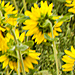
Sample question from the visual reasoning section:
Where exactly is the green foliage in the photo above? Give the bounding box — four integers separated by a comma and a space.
0, 0, 74, 75
44, 33, 59, 41
57, 13, 74, 22
35, 43, 57, 75
25, 40, 34, 48
17, 44, 29, 51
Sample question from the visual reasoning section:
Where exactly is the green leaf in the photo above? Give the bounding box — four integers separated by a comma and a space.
8, 46, 15, 51
17, 16, 29, 23
25, 40, 34, 47
57, 13, 74, 22
7, 39, 15, 47
6, 51, 17, 58
17, 44, 29, 51
44, 33, 59, 41
7, 14, 17, 18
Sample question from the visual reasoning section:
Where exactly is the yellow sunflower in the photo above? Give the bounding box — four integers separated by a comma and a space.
6, 29, 25, 42
0, 26, 6, 32
0, 29, 40, 72
65, 0, 75, 13
0, 54, 17, 70
0, 49, 40, 73
0, 0, 18, 26
22, 49, 41, 72
23, 1, 63, 44
62, 46, 75, 71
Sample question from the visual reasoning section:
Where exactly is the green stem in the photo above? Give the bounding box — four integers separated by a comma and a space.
48, 20, 59, 75
11, 29, 20, 75
53, 41, 59, 75
1, 73, 3, 75
20, 51, 26, 75
9, 70, 13, 75
16, 50, 20, 75
71, 71, 74, 75
12, 0, 18, 10
22, 0, 26, 12
11, 29, 17, 44
6, 67, 10, 75
20, 7, 24, 13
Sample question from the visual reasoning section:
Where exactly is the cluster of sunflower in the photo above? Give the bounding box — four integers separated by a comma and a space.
0, 0, 40, 74
23, 0, 75, 73
0, 0, 75, 74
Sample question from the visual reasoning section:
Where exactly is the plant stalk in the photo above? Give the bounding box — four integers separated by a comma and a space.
71, 71, 74, 75
20, 51, 26, 75
49, 20, 59, 75
53, 41, 59, 75
12, 0, 18, 10
22, 0, 26, 11
11, 29, 20, 75
16, 50, 20, 75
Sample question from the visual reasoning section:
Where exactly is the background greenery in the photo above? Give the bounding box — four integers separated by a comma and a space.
0, 0, 75, 75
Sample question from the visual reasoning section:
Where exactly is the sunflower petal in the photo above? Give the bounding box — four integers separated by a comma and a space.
9, 61, 14, 69
64, 50, 75, 58
19, 32, 25, 42
15, 29, 19, 39
3, 59, 9, 69
62, 64, 74, 69
71, 46, 75, 55
0, 55, 7, 62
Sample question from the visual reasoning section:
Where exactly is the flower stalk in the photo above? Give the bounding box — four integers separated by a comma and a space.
12, 0, 18, 10
48, 20, 59, 75
22, 0, 26, 11
11, 29, 26, 75
11, 29, 20, 75
20, 51, 26, 75
53, 41, 59, 75
71, 71, 74, 75
16, 50, 20, 75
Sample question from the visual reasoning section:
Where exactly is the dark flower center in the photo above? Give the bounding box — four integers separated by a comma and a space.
8, 56, 17, 62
